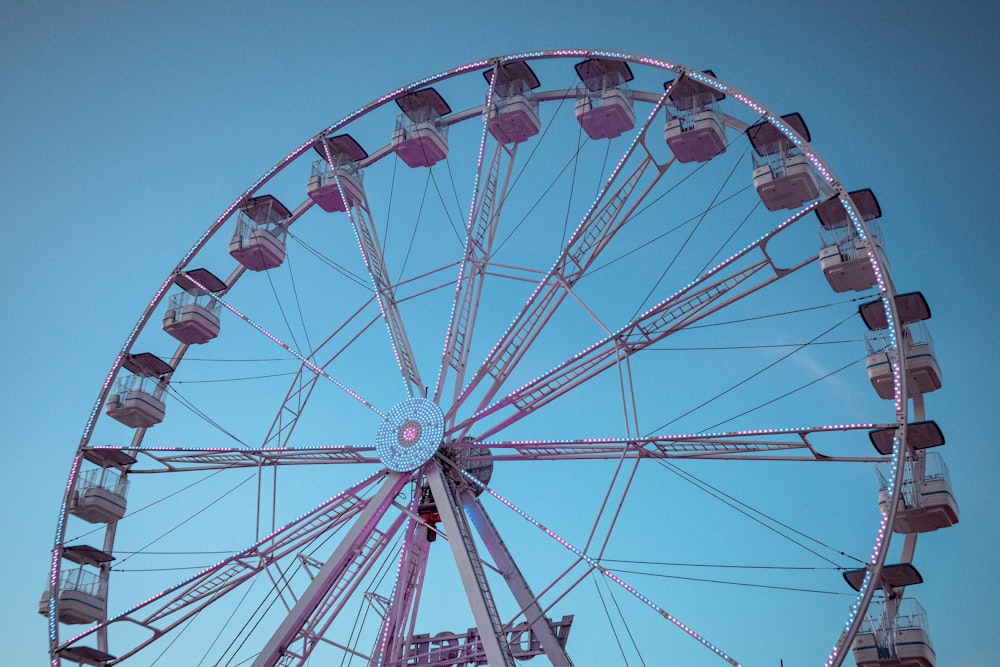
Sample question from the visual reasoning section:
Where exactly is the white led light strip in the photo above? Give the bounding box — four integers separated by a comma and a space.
459, 469, 742, 666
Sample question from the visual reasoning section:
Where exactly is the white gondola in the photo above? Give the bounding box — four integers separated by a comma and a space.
663, 71, 727, 163
162, 294, 221, 345
819, 233, 888, 293
229, 194, 290, 271
575, 85, 635, 140
232, 227, 285, 271
866, 321, 942, 399
488, 90, 541, 145
747, 113, 824, 211
51, 566, 108, 624
574, 58, 636, 140
485, 60, 541, 145
664, 108, 726, 163
69, 467, 129, 524
40, 546, 114, 624
105, 352, 172, 428
753, 152, 822, 211
392, 88, 450, 168
853, 598, 936, 667
105, 372, 166, 428
816, 189, 888, 292
308, 160, 365, 212
105, 373, 165, 428
307, 134, 368, 212
163, 269, 226, 345
392, 117, 448, 167
879, 452, 959, 534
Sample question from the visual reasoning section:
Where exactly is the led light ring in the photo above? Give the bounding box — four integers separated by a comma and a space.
375, 398, 444, 472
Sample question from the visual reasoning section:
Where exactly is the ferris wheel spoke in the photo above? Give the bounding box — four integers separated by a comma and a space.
474, 424, 892, 462
260, 297, 381, 449
433, 60, 513, 409
345, 191, 425, 398
372, 500, 435, 665
179, 270, 385, 417
459, 469, 742, 666
425, 462, 518, 667
56, 471, 395, 663
447, 88, 674, 426
85, 445, 380, 472
462, 493, 575, 667
434, 140, 520, 409
258, 512, 410, 666
252, 471, 410, 667
449, 224, 817, 441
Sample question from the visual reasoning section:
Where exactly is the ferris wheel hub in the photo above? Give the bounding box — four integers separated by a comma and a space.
375, 397, 444, 471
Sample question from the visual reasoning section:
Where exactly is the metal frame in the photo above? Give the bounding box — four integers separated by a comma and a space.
46, 50, 940, 667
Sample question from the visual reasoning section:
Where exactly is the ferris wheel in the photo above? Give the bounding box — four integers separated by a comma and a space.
44, 50, 957, 667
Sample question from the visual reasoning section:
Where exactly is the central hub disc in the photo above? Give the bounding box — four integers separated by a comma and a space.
375, 397, 444, 471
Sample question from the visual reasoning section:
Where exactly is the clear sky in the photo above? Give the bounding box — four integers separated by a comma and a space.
3, 2, 999, 666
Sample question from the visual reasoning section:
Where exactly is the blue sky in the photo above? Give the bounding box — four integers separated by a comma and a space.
3, 2, 999, 665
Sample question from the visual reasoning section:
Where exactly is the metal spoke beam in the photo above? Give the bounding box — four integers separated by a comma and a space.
347, 191, 425, 397
371, 501, 435, 666
426, 462, 517, 667
280, 510, 409, 665
449, 207, 820, 442
179, 270, 384, 417
446, 85, 675, 428
81, 418, 890, 477
87, 445, 379, 473
253, 471, 410, 667
463, 492, 574, 667
435, 140, 518, 410
463, 472, 741, 666
56, 471, 392, 662
469, 423, 891, 462
260, 298, 380, 449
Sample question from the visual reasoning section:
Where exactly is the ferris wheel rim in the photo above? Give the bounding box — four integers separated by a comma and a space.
47, 49, 918, 667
